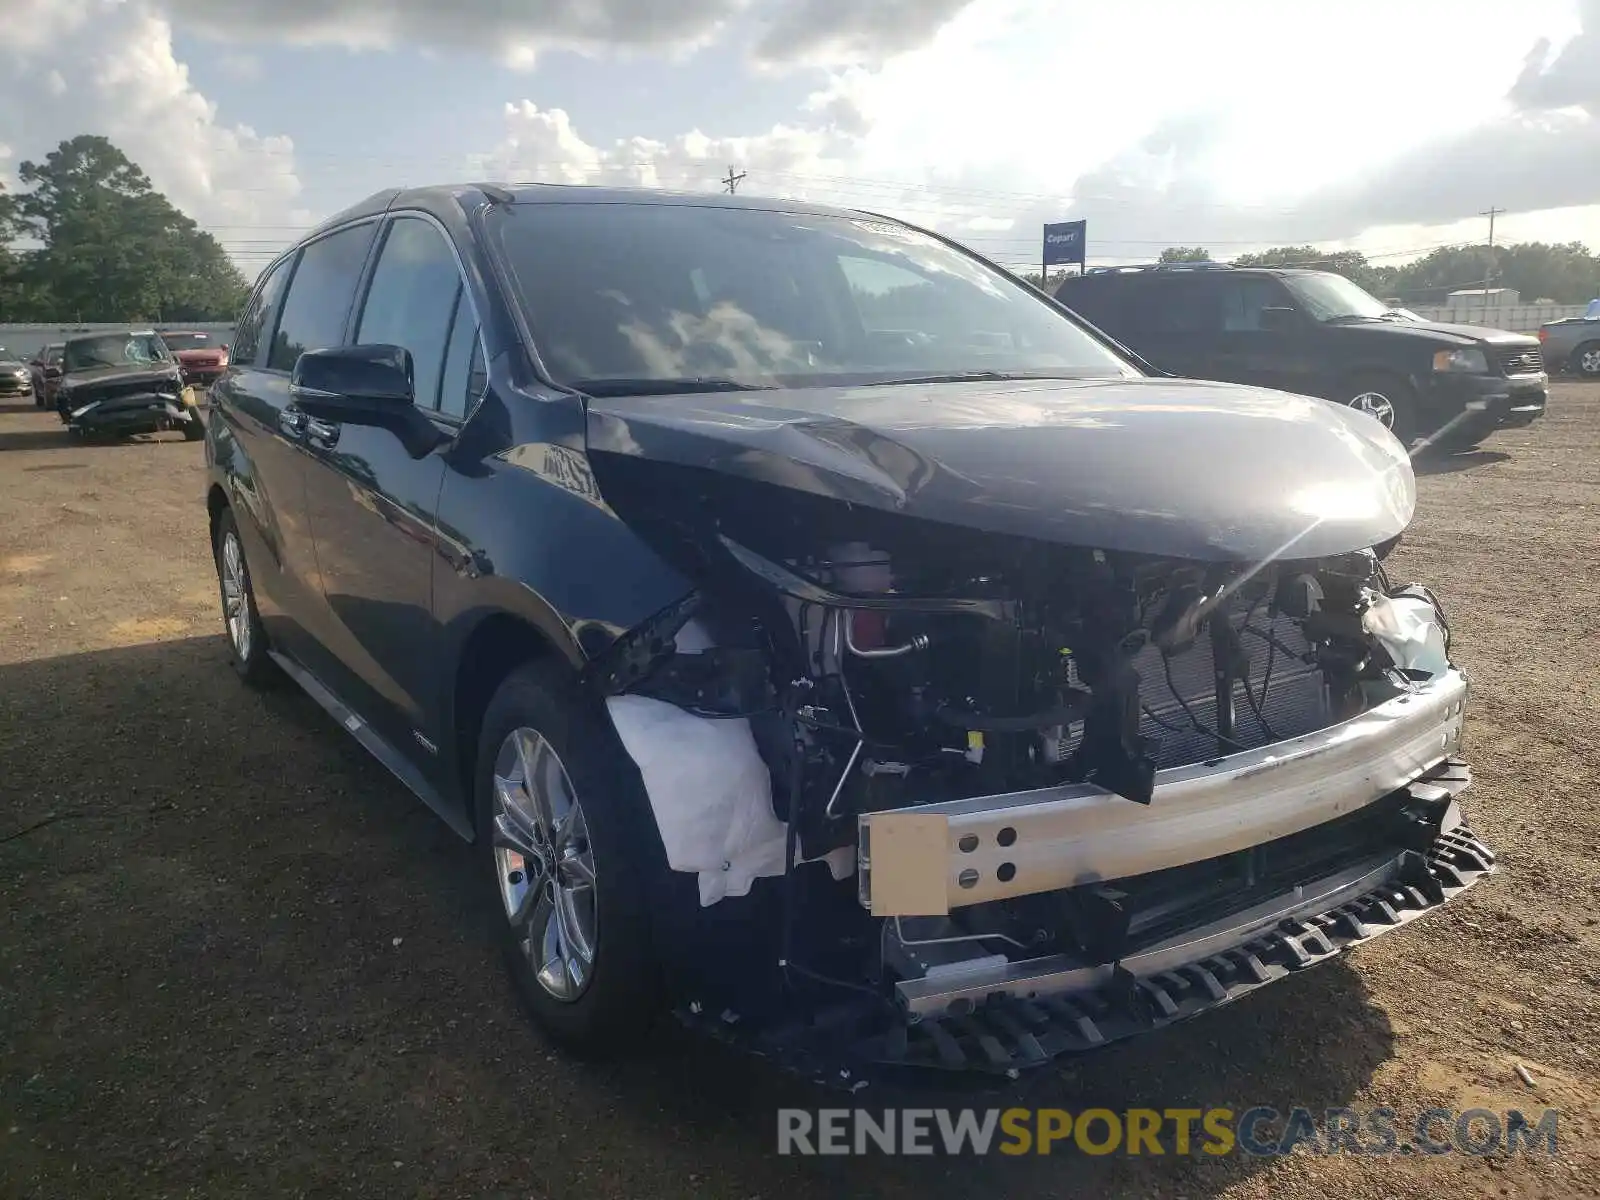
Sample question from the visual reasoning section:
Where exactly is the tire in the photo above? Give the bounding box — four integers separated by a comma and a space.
1574, 341, 1600, 378
1342, 371, 1417, 445
474, 661, 666, 1057
212, 507, 276, 687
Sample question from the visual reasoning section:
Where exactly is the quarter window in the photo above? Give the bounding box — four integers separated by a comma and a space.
438, 291, 484, 418
356, 216, 469, 411
267, 222, 376, 372
233, 255, 293, 366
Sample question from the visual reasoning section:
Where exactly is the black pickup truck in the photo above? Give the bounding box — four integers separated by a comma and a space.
1056, 263, 1547, 450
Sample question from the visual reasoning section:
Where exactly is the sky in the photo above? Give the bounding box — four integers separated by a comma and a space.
1, 0, 1598, 281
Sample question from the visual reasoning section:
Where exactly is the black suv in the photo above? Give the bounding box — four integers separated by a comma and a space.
1055, 263, 1547, 448
202, 185, 1493, 1080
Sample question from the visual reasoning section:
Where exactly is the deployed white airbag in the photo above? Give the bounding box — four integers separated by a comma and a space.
1364, 592, 1450, 679
606, 694, 791, 906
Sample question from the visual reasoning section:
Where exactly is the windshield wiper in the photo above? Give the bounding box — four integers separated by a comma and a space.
568, 376, 777, 397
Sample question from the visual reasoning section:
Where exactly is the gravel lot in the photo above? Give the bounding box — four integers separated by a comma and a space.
2, 385, 1598, 1199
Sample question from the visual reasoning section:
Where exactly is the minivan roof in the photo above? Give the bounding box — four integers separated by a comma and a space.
304, 182, 883, 245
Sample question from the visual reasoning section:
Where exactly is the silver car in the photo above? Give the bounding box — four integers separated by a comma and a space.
0, 347, 33, 399
1540, 300, 1600, 377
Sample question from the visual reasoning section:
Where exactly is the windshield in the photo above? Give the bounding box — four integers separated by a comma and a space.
63, 333, 171, 373
160, 332, 210, 350
489, 202, 1138, 391
1282, 273, 1394, 322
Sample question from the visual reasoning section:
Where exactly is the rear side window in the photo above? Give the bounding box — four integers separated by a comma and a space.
355, 216, 467, 411
1131, 278, 1221, 335
267, 222, 376, 372
1055, 280, 1126, 332
232, 256, 293, 366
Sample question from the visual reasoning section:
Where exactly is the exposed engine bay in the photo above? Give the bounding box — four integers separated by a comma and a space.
584, 474, 1491, 1076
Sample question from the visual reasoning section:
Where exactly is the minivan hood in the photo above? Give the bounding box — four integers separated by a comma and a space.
1335, 318, 1538, 348
585, 377, 1415, 562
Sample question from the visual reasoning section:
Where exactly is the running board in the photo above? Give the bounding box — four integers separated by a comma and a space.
267, 650, 474, 841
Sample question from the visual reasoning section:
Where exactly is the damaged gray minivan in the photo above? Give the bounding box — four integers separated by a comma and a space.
204, 184, 1496, 1083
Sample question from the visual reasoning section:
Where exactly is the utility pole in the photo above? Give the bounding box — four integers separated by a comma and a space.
722, 165, 746, 195
1481, 206, 1505, 291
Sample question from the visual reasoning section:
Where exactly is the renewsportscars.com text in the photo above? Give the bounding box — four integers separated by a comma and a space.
776, 1106, 1560, 1157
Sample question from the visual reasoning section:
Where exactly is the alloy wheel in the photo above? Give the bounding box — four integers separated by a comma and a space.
1580, 346, 1600, 377
1349, 390, 1396, 429
491, 727, 598, 1002
220, 530, 251, 661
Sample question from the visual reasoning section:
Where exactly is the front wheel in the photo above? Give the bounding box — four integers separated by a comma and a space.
1574, 341, 1600, 378
1342, 372, 1418, 446
474, 662, 665, 1057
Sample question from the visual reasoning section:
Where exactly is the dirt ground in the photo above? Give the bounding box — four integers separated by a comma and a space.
1, 385, 1598, 1199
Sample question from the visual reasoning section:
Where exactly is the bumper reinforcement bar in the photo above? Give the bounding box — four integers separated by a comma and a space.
861, 825, 1495, 1073
859, 668, 1469, 915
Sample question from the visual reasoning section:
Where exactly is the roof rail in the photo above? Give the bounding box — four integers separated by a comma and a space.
1082, 261, 1236, 275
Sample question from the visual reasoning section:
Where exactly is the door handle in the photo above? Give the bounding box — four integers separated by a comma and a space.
305, 416, 339, 446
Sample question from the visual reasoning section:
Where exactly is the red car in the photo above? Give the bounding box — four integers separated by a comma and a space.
28, 343, 64, 408
161, 330, 230, 386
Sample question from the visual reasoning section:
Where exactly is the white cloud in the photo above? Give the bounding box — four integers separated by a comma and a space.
469, 81, 1020, 251
0, 0, 302, 254
140, 0, 983, 67
473, 95, 861, 198
716, 0, 1600, 267
752, 0, 974, 65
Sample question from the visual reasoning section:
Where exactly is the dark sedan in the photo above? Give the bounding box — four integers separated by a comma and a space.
56, 331, 204, 441
202, 184, 1494, 1084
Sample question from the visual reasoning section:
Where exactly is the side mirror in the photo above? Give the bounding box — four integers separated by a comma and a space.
290, 344, 447, 459
1259, 306, 1299, 332
292, 344, 415, 410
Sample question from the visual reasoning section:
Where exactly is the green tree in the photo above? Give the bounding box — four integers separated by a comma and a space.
1158, 246, 1212, 263
1232, 244, 1389, 292
13, 135, 249, 322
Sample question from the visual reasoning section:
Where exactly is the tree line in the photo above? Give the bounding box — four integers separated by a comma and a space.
1024, 240, 1600, 305
0, 135, 250, 323
1149, 242, 1600, 304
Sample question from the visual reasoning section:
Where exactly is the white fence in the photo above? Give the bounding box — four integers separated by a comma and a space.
1407, 304, 1588, 332
0, 322, 237, 360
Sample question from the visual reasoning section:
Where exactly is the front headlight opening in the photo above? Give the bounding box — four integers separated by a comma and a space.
1432, 347, 1488, 374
